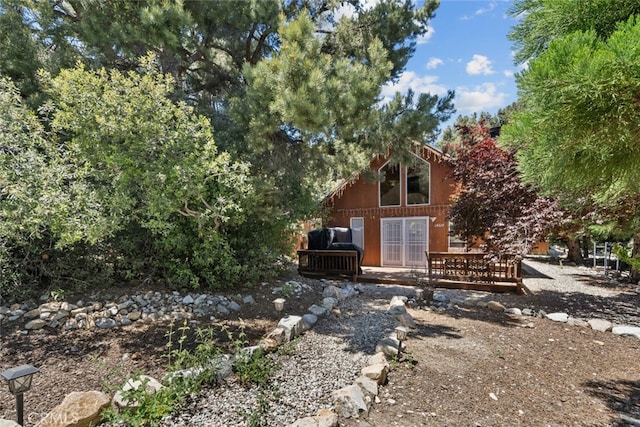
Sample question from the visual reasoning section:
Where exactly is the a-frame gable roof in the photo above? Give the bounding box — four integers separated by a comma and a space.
323, 143, 452, 205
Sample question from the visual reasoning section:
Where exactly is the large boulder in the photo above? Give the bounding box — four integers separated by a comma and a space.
36, 391, 110, 427
332, 384, 370, 419
288, 408, 338, 427
278, 315, 304, 342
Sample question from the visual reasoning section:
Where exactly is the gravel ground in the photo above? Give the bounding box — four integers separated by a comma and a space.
160, 292, 397, 426
478, 258, 640, 327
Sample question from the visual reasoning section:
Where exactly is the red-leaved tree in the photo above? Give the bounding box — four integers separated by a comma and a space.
445, 123, 563, 256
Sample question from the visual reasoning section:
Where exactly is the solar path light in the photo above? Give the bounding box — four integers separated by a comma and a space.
1, 364, 39, 425
273, 298, 286, 317
395, 326, 409, 359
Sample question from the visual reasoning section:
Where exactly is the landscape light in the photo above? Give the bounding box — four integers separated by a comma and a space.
273, 298, 286, 314
395, 326, 409, 358
1, 364, 39, 425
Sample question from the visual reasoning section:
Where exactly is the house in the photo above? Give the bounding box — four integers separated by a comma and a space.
322, 145, 462, 267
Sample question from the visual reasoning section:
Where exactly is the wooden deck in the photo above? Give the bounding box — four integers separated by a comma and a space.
297, 252, 525, 294
427, 252, 523, 294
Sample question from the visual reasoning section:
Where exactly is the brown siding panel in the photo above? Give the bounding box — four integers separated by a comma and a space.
325, 149, 458, 267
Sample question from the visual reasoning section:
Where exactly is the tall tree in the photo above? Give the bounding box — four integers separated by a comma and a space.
508, 0, 640, 66
502, 8, 640, 274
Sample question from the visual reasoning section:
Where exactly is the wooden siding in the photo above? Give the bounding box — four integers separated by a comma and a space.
325, 150, 458, 266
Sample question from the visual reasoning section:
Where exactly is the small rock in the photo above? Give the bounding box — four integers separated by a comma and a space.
567, 318, 589, 328
368, 352, 389, 367
25, 319, 47, 330
216, 304, 230, 315
322, 297, 338, 311
433, 294, 448, 303
332, 384, 370, 419
612, 325, 640, 339
61, 302, 77, 311
278, 315, 304, 342
113, 375, 164, 408
302, 313, 318, 330
487, 301, 506, 312
375, 336, 401, 358
127, 311, 142, 321
309, 304, 328, 316
323, 285, 345, 302
355, 375, 379, 397
545, 312, 569, 323
23, 308, 41, 319
361, 364, 388, 385
588, 318, 613, 332
95, 318, 117, 329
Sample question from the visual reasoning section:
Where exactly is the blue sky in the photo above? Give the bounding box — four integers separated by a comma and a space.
381, 0, 523, 130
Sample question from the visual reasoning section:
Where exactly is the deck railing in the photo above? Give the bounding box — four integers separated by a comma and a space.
427, 252, 523, 294
297, 250, 359, 281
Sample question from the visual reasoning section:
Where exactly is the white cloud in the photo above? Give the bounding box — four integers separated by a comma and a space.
381, 71, 448, 98
455, 83, 508, 114
466, 54, 494, 75
333, 0, 378, 21
475, 1, 498, 16
416, 24, 434, 45
460, 1, 498, 20
503, 69, 514, 77
426, 57, 443, 70
460, 1, 498, 21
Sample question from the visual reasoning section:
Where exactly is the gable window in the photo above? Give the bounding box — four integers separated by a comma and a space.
379, 162, 401, 206
406, 156, 430, 205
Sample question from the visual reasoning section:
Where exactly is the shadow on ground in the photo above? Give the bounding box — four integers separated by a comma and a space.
584, 378, 640, 423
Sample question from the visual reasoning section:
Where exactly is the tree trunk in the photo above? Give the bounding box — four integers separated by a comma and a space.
580, 235, 590, 260
631, 232, 640, 283
565, 237, 584, 265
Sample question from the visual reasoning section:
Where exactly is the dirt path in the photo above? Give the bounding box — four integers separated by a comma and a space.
346, 259, 640, 427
